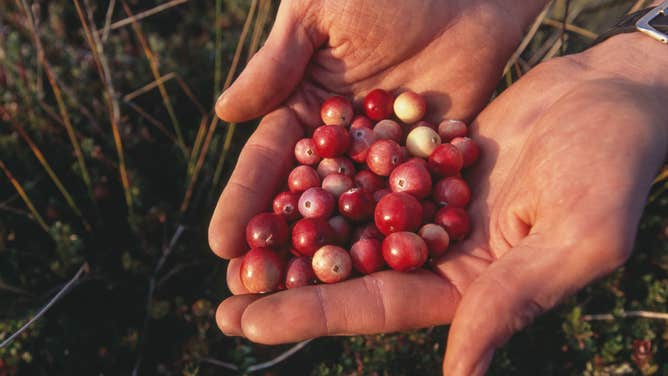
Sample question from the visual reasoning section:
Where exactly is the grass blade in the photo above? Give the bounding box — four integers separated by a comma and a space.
180, 0, 259, 214
0, 160, 49, 233
119, 0, 188, 157
72, 0, 134, 217
17, 0, 93, 199
12, 122, 90, 230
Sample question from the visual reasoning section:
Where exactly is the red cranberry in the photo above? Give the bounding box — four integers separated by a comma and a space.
348, 126, 378, 163
285, 257, 317, 289
313, 125, 350, 158
350, 239, 384, 274
240, 247, 285, 293
317, 157, 356, 178
363, 89, 394, 120
328, 215, 352, 245
350, 115, 374, 130
366, 140, 404, 176
298, 187, 335, 219
246, 212, 289, 248
438, 119, 467, 141
272, 191, 301, 221
373, 120, 403, 143
435, 207, 470, 240
404, 157, 428, 168
351, 223, 384, 242
354, 170, 386, 193
382, 232, 428, 271
294, 138, 321, 165
374, 192, 423, 235
418, 223, 450, 259
338, 188, 374, 222
389, 161, 432, 199
451, 137, 480, 167
421, 200, 438, 224
288, 165, 321, 193
428, 143, 463, 177
433, 177, 471, 208
322, 173, 355, 198
292, 218, 335, 257
393, 90, 426, 123
312, 245, 352, 283
320, 95, 354, 126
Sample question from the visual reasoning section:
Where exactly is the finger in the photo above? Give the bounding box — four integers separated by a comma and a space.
442, 230, 627, 376
216, 294, 263, 337
215, 2, 326, 122
223, 270, 460, 344
226, 257, 248, 295
208, 108, 303, 259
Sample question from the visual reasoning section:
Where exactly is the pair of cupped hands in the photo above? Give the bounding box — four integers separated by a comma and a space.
208, 1, 668, 374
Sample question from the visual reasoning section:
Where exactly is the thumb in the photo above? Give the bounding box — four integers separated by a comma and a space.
215, 2, 325, 123
442, 232, 627, 375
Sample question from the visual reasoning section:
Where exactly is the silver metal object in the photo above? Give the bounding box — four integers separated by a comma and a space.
636, 0, 668, 44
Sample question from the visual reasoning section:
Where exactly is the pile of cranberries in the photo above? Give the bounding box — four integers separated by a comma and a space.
240, 89, 480, 293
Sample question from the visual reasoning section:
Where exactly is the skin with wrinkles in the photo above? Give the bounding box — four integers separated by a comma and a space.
208, 0, 668, 373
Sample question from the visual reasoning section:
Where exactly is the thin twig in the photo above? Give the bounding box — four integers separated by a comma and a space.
653, 166, 668, 185
180, 0, 259, 214
0, 263, 89, 349
247, 0, 271, 62
543, 18, 598, 40
119, 0, 188, 156
123, 72, 206, 116
187, 115, 209, 177
123, 99, 178, 144
101, 0, 116, 42
123, 72, 177, 102
0, 203, 32, 219
10, 120, 90, 230
583, 310, 668, 321
75, 0, 134, 216
246, 339, 313, 372
629, 0, 649, 14
200, 339, 313, 373
18, 0, 93, 198
0, 160, 49, 233
542, 34, 566, 62
212, 0, 270, 190
199, 357, 238, 371
173, 74, 207, 116
131, 225, 185, 376
103, 0, 189, 33
213, 0, 224, 101
0, 280, 31, 296
503, 1, 552, 75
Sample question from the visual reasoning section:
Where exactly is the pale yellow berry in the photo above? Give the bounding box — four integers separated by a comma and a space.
393, 91, 426, 123
406, 126, 441, 158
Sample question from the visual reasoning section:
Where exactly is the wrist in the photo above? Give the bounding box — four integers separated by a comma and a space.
577, 32, 668, 96
574, 31, 668, 156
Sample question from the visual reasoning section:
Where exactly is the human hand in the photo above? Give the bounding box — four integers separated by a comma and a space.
213, 0, 547, 126
214, 31, 668, 375
210, 0, 549, 261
